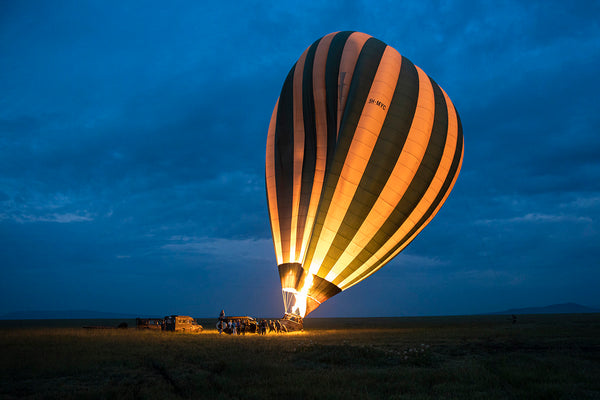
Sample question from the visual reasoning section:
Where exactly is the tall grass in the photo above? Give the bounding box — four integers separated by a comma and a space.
1, 314, 599, 399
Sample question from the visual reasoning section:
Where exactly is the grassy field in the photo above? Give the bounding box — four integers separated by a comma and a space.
1, 314, 599, 399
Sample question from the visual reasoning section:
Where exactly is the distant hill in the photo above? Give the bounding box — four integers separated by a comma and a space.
491, 302, 600, 315
0, 310, 138, 320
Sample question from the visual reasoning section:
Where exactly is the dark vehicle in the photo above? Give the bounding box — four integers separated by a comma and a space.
280, 313, 303, 331
163, 315, 203, 332
136, 318, 164, 330
218, 316, 258, 334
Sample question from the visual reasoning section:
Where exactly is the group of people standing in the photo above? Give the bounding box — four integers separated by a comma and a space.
217, 319, 248, 335
217, 310, 289, 335
257, 318, 288, 334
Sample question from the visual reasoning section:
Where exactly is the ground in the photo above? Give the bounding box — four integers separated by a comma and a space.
1, 314, 599, 399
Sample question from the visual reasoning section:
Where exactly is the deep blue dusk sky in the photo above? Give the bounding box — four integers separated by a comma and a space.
1, 1, 599, 318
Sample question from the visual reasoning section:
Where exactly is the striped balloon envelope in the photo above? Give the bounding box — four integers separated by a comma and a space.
266, 31, 463, 318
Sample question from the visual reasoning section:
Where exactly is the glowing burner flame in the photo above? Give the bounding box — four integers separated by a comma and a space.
291, 273, 313, 317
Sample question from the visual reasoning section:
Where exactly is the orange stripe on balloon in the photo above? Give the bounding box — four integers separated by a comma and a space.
289, 49, 309, 263
336, 32, 371, 138
266, 99, 283, 264
297, 32, 336, 263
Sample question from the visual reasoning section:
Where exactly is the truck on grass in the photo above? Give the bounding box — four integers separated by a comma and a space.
136, 316, 203, 332
163, 315, 203, 332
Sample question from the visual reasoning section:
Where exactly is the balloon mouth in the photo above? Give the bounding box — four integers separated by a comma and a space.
279, 263, 342, 317
282, 288, 314, 318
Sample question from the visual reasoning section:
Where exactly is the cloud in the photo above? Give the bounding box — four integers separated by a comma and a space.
8, 212, 93, 224
161, 236, 274, 264
0, 183, 97, 224
476, 212, 593, 226
1, 0, 599, 317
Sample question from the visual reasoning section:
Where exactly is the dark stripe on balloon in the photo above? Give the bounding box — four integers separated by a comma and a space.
273, 65, 297, 262
304, 37, 387, 274
295, 39, 320, 260
324, 31, 353, 169
321, 55, 419, 276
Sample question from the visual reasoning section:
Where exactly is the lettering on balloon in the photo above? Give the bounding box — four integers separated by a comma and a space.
368, 98, 387, 110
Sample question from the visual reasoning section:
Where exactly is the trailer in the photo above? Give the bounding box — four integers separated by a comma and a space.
136, 318, 164, 330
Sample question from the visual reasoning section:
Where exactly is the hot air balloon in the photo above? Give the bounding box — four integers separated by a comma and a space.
266, 31, 463, 319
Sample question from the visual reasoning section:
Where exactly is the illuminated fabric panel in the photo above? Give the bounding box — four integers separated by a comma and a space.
289, 45, 309, 262
308, 45, 403, 278
336, 32, 371, 135
272, 65, 296, 264
338, 80, 463, 289
297, 32, 335, 263
329, 70, 450, 288
269, 32, 372, 268
265, 100, 282, 264
266, 31, 464, 316
320, 62, 432, 284
302, 37, 389, 276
